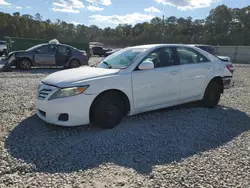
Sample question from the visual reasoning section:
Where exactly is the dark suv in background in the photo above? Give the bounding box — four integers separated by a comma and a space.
190, 44, 231, 62
90, 46, 112, 56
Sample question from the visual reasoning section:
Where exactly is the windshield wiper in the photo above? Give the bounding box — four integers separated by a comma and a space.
102, 61, 112, 68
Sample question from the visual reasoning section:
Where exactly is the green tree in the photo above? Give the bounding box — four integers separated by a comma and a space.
1, 4, 250, 46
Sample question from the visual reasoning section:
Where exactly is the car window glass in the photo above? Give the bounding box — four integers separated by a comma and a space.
36, 45, 49, 54
143, 47, 175, 68
48, 45, 56, 53
199, 53, 210, 62
93, 47, 102, 50
58, 45, 68, 54
177, 47, 199, 64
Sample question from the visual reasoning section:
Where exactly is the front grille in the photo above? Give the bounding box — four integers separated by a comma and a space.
37, 83, 57, 100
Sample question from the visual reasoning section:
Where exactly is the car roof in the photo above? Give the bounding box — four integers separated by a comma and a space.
188, 44, 213, 47
127, 44, 200, 49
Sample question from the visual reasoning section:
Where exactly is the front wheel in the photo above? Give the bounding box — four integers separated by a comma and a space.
202, 82, 221, 108
90, 92, 125, 129
19, 58, 32, 70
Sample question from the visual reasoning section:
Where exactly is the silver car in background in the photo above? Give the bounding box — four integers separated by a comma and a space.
6, 43, 89, 70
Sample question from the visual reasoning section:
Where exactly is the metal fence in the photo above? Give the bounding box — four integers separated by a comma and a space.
214, 46, 250, 64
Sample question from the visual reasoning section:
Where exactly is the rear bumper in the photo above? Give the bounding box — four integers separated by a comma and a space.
223, 76, 233, 89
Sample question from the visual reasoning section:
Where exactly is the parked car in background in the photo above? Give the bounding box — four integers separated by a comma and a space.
189, 44, 235, 77
90, 46, 112, 56
190, 44, 231, 62
89, 47, 93, 57
0, 40, 7, 56
6, 41, 88, 70
36, 44, 234, 129
104, 48, 122, 57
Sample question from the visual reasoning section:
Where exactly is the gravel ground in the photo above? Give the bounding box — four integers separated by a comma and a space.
0, 64, 250, 188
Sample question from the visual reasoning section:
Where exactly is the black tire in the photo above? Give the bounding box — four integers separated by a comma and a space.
19, 58, 32, 70
69, 59, 81, 68
90, 91, 125, 129
202, 82, 221, 108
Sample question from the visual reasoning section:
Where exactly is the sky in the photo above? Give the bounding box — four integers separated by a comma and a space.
0, 0, 249, 28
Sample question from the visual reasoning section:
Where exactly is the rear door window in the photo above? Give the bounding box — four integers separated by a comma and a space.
58, 45, 69, 54
176, 47, 210, 64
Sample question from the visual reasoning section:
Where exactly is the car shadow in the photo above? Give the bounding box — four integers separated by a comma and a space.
5, 105, 250, 174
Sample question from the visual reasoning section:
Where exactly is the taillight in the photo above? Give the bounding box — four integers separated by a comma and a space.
226, 64, 235, 74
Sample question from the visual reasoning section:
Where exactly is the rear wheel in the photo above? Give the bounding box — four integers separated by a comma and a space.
69, 59, 80, 68
90, 91, 125, 129
202, 82, 221, 108
19, 58, 32, 70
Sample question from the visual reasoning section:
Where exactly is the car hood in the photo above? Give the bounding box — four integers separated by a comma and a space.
8, 50, 27, 57
42, 66, 120, 88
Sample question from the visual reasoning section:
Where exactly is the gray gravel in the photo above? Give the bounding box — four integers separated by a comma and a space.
0, 63, 250, 188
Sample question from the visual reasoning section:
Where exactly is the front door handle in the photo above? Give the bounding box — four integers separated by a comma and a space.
170, 70, 179, 75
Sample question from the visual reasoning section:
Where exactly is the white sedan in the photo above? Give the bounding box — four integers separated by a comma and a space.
36, 44, 234, 129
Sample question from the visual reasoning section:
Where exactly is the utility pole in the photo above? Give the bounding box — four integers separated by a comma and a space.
162, 15, 165, 43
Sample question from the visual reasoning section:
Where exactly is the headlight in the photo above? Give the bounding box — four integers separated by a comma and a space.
49, 85, 89, 100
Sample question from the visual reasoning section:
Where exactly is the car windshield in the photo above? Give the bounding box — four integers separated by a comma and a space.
97, 48, 147, 69
26, 44, 44, 51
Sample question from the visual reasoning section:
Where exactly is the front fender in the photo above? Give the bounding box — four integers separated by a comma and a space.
83, 74, 134, 111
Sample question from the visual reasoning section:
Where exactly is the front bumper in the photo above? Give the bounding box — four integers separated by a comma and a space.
36, 93, 97, 127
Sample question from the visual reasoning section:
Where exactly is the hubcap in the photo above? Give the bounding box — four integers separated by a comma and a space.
106, 103, 118, 118
105, 103, 119, 121
21, 60, 30, 69
71, 61, 79, 68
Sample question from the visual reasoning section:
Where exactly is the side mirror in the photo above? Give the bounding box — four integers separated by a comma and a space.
138, 60, 154, 70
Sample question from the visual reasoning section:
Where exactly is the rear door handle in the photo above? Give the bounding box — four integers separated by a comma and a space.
170, 70, 179, 75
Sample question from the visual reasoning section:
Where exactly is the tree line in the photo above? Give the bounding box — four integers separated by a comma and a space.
0, 5, 250, 47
